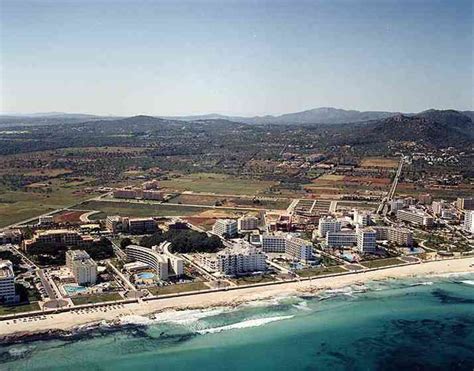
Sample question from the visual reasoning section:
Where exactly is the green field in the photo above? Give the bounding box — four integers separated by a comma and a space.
71, 292, 123, 305
0, 302, 41, 316
160, 173, 276, 195
361, 258, 404, 269
168, 193, 290, 211
0, 178, 95, 228
233, 274, 277, 285
78, 200, 211, 218
147, 281, 209, 296
296, 265, 347, 278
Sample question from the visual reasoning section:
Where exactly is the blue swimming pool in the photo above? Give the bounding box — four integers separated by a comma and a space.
63, 285, 87, 295
137, 272, 155, 279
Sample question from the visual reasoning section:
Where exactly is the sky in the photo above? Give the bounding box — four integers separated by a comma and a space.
0, 0, 472, 116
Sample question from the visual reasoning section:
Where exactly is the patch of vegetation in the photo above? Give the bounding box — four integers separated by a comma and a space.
361, 258, 404, 269
71, 292, 123, 305
140, 229, 223, 253
296, 265, 346, 278
148, 281, 209, 296
233, 274, 276, 285
28, 237, 114, 266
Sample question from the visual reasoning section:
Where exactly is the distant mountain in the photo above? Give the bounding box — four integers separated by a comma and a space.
0, 112, 119, 126
461, 110, 474, 122
162, 107, 400, 125
349, 110, 473, 148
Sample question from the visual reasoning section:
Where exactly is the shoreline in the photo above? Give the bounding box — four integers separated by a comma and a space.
1, 257, 473, 342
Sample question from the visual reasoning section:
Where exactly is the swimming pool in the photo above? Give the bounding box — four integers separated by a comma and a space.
63, 285, 88, 296
137, 272, 155, 280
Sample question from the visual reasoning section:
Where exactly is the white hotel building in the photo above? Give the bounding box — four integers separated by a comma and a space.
126, 245, 169, 280
397, 209, 434, 227
325, 231, 357, 248
464, 210, 474, 234
65, 250, 98, 286
261, 233, 313, 261
198, 242, 267, 276
212, 219, 238, 238
317, 217, 341, 238
0, 260, 17, 303
237, 216, 259, 231
357, 228, 377, 253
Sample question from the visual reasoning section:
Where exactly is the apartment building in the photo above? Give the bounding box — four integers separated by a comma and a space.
212, 219, 238, 238
216, 243, 267, 276
65, 250, 97, 285
372, 226, 413, 246
389, 199, 405, 214
105, 216, 157, 234
397, 209, 434, 227
318, 217, 341, 238
325, 231, 357, 248
23, 229, 94, 252
160, 242, 184, 277
456, 197, 474, 211
125, 245, 169, 280
354, 210, 371, 227
0, 229, 22, 245
237, 216, 259, 231
464, 211, 474, 234
357, 228, 377, 253
261, 233, 313, 261
0, 260, 17, 303
285, 235, 313, 261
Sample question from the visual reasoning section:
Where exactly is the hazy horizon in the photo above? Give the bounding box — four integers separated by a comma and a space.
1, 0, 472, 116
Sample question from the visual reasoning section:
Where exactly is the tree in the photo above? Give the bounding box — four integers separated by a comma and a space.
120, 238, 132, 249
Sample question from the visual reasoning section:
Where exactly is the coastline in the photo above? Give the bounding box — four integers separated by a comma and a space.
1, 257, 473, 341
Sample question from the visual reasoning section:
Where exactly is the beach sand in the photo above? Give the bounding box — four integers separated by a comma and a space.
1, 257, 473, 337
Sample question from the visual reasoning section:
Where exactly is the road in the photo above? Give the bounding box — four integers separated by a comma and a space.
0, 192, 112, 232
377, 156, 404, 215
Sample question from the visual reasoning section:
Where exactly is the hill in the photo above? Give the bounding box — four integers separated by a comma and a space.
346, 110, 473, 148
161, 107, 399, 125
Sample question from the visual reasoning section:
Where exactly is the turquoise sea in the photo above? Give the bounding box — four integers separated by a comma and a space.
1, 273, 473, 371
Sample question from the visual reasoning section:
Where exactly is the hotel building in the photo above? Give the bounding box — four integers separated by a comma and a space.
318, 217, 341, 238
106, 216, 157, 234
0, 260, 17, 303
237, 216, 259, 231
216, 243, 267, 276
357, 228, 377, 253
464, 211, 474, 234
0, 229, 22, 245
261, 233, 313, 261
325, 231, 357, 248
456, 197, 474, 211
372, 226, 413, 246
126, 245, 169, 280
65, 250, 97, 285
23, 229, 94, 252
212, 219, 238, 238
397, 209, 434, 227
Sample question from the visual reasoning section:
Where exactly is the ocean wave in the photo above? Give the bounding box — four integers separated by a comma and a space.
196, 315, 294, 334
410, 281, 434, 287
426, 271, 474, 278
292, 301, 311, 311
459, 280, 474, 286
119, 308, 229, 327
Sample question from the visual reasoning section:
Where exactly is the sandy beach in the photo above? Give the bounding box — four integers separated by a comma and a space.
1, 257, 473, 338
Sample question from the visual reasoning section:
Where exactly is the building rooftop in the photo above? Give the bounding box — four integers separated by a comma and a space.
0, 260, 14, 278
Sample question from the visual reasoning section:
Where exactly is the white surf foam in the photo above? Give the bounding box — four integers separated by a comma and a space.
410, 281, 434, 286
119, 308, 229, 326
292, 301, 311, 311
196, 315, 294, 334
460, 280, 474, 286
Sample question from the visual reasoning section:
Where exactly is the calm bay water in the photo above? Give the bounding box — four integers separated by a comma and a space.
1, 273, 474, 371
